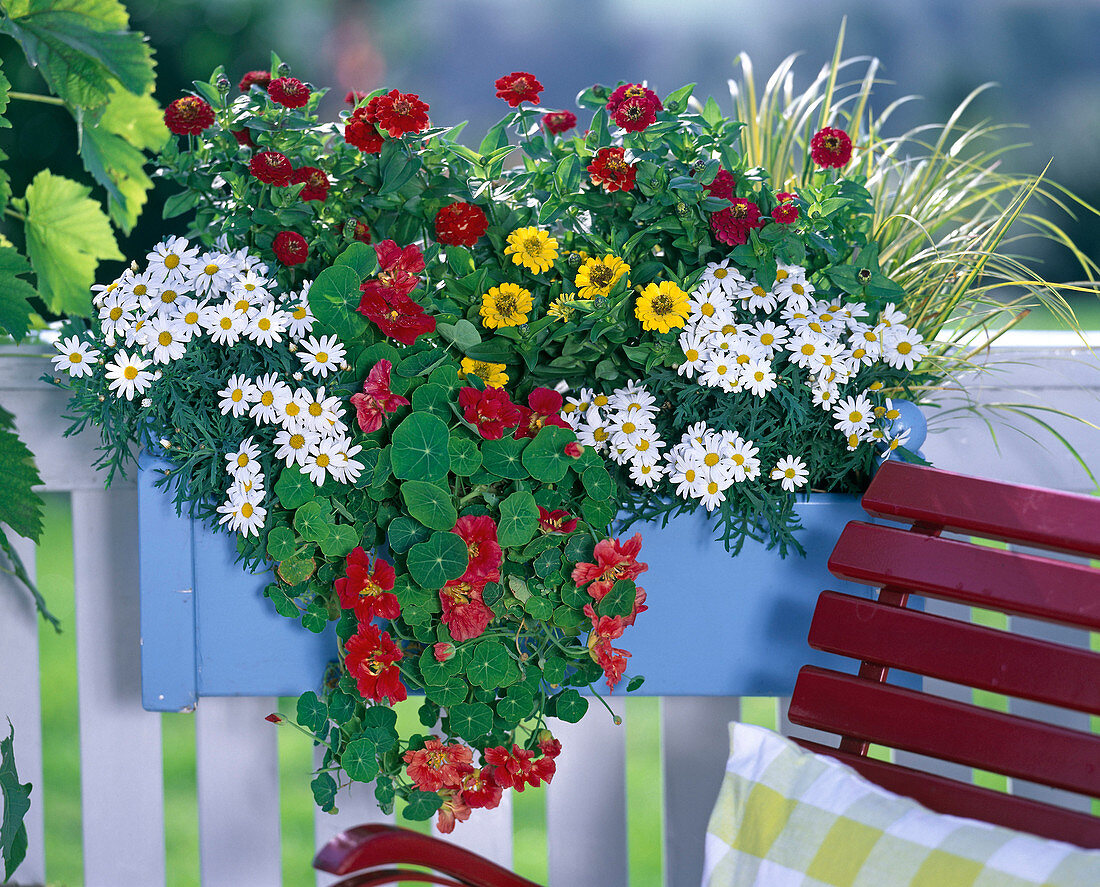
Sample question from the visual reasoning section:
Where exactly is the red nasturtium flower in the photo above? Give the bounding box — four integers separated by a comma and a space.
494, 71, 543, 106
361, 240, 425, 300
403, 738, 474, 792
458, 387, 522, 440
440, 576, 495, 642
268, 76, 311, 108
238, 70, 272, 92
537, 730, 562, 760
452, 515, 502, 582
350, 359, 409, 433
537, 506, 577, 535
587, 147, 637, 193
364, 89, 430, 138
357, 241, 435, 345
344, 622, 407, 704
433, 642, 455, 662
344, 107, 386, 154
434, 201, 489, 247
272, 231, 309, 266
542, 110, 576, 134
460, 767, 503, 810
335, 547, 399, 621
571, 533, 647, 600
483, 745, 555, 791
163, 96, 215, 135
290, 166, 330, 202
436, 789, 472, 834
710, 198, 764, 246
513, 387, 571, 439
352, 220, 372, 243
249, 150, 294, 186
591, 637, 631, 691
810, 126, 853, 168
772, 202, 799, 224
704, 168, 737, 200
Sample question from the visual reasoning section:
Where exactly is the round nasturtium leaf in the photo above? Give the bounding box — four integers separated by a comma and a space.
333, 240, 379, 278
521, 425, 575, 483
296, 691, 328, 734
342, 736, 379, 783
400, 480, 459, 531
318, 523, 358, 557
403, 789, 444, 821
391, 412, 451, 482
293, 499, 332, 544
481, 436, 528, 479
308, 264, 370, 340
265, 525, 296, 561
387, 516, 431, 554
582, 465, 614, 499
446, 701, 494, 741
496, 689, 535, 724
411, 383, 452, 422
425, 675, 468, 707
467, 641, 512, 688
274, 466, 317, 509
497, 490, 539, 548
407, 531, 468, 589
448, 434, 482, 476
553, 688, 590, 724
419, 646, 462, 686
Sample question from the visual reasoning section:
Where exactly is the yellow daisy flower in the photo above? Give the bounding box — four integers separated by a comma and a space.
480, 282, 533, 328
547, 293, 578, 322
460, 357, 509, 388
504, 226, 559, 275
635, 281, 690, 333
575, 255, 631, 299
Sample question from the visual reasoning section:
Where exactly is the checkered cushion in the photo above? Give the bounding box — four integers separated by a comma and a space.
703, 723, 1100, 887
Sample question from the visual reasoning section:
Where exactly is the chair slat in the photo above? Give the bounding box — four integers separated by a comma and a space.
861, 461, 1100, 556
788, 666, 1100, 797
809, 591, 1100, 714
793, 740, 1100, 849
829, 522, 1100, 630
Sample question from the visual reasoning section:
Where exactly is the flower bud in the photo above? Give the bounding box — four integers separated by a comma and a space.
433, 642, 455, 662
277, 62, 291, 77
216, 77, 231, 94
693, 159, 707, 172
265, 713, 283, 724
566, 251, 582, 268
594, 295, 609, 310
564, 442, 583, 459
675, 201, 689, 216
342, 218, 358, 240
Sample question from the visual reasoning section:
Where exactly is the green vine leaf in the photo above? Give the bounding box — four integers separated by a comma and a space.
0, 405, 43, 542
0, 247, 37, 341
1, 721, 31, 882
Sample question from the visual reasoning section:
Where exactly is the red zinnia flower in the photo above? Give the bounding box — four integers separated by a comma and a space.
434, 202, 489, 247
249, 151, 294, 186
335, 547, 399, 622
436, 790, 472, 834
542, 110, 577, 134
352, 220, 372, 243
513, 387, 571, 440
772, 202, 799, 224
452, 515, 502, 583
461, 768, 503, 810
440, 577, 494, 642
776, 191, 798, 203
273, 231, 309, 266
587, 147, 637, 193
239, 70, 272, 92
538, 506, 577, 535
164, 96, 214, 136
231, 128, 254, 147
705, 168, 737, 201
571, 533, 647, 601
345, 89, 368, 105
483, 745, 554, 791
602, 83, 660, 119
494, 71, 543, 107
350, 359, 409, 433
458, 387, 522, 440
290, 166, 330, 202
344, 622, 406, 704
612, 94, 658, 132
365, 89, 430, 138
403, 738, 474, 792
344, 108, 386, 154
358, 289, 435, 346
810, 126, 853, 168
268, 76, 310, 108
710, 198, 764, 246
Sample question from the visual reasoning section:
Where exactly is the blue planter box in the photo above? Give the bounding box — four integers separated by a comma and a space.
139, 457, 889, 711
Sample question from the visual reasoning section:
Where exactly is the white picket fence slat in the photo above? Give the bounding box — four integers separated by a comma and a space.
4, 337, 1100, 886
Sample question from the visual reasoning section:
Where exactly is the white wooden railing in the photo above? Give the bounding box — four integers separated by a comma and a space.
3, 334, 1100, 887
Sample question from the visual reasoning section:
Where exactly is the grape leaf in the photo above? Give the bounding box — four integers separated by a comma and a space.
0, 405, 43, 542
0, 247, 37, 340
1, 721, 31, 882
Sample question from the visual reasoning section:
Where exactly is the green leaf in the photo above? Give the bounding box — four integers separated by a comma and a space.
533, 549, 562, 579
553, 688, 589, 724
599, 579, 636, 618
387, 516, 431, 554
264, 583, 299, 619
274, 466, 317, 509
265, 526, 296, 561
560, 581, 590, 610
308, 264, 370, 340
0, 406, 43, 541
390, 412, 451, 482
400, 480, 458, 531
311, 772, 338, 813
407, 531, 468, 589
327, 689, 359, 725
418, 646, 462, 687
418, 700, 441, 728
1, 0, 155, 109
497, 491, 539, 548
496, 690, 535, 724
318, 524, 358, 558
554, 154, 582, 194
521, 425, 575, 483
411, 383, 452, 422
22, 170, 121, 315
436, 318, 481, 350
662, 82, 696, 110
402, 789, 444, 821
1, 721, 31, 882
396, 348, 447, 378
627, 675, 645, 692
467, 642, 512, 689
582, 497, 616, 530
293, 499, 332, 544
481, 436, 528, 480
342, 737, 379, 783
582, 466, 613, 500
0, 61, 11, 127
276, 553, 315, 586
448, 434, 482, 476
375, 777, 396, 815
0, 246, 36, 340
425, 675, 467, 707
362, 705, 399, 732
295, 691, 328, 734
446, 702, 494, 740
333, 241, 379, 279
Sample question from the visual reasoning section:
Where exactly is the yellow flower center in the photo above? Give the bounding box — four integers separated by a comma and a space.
158, 331, 173, 346
309, 403, 323, 417
220, 317, 233, 330
704, 453, 720, 467
235, 299, 250, 312
593, 395, 609, 407
134, 284, 147, 296
258, 318, 271, 331
315, 351, 328, 363
685, 469, 696, 482
204, 264, 219, 276
290, 434, 305, 449
109, 307, 123, 321
161, 290, 178, 304
732, 454, 745, 465
316, 454, 330, 468
241, 503, 254, 518
801, 343, 816, 355
286, 402, 300, 416
685, 348, 699, 361
707, 481, 719, 494
791, 283, 805, 295
164, 254, 180, 269
293, 306, 307, 319
701, 303, 715, 317
593, 427, 609, 442
124, 366, 138, 380
185, 311, 199, 324
237, 454, 250, 467
261, 391, 274, 406
760, 333, 774, 345
754, 371, 765, 382
849, 410, 863, 423
622, 421, 636, 435
69, 353, 83, 363
714, 268, 728, 279
898, 342, 912, 355
776, 269, 789, 281
752, 285, 766, 297
231, 389, 243, 402
636, 440, 650, 452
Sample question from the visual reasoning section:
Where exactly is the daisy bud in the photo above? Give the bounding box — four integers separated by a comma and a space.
159, 438, 171, 449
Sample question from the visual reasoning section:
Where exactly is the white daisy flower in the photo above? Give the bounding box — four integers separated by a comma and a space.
701, 259, 746, 295
770, 455, 809, 492
118, 270, 161, 309
301, 387, 343, 434
284, 300, 316, 340
745, 282, 779, 314
747, 320, 788, 356
699, 355, 739, 392
231, 271, 274, 304
225, 437, 263, 479
832, 394, 875, 435
677, 330, 709, 379
773, 276, 815, 311
91, 277, 123, 309
230, 471, 266, 500
98, 290, 140, 341
249, 373, 292, 425
576, 407, 612, 452
299, 334, 347, 378
171, 297, 207, 339
608, 413, 653, 449
201, 301, 247, 346
740, 358, 778, 397
786, 331, 829, 371
217, 493, 267, 537
302, 438, 341, 485
562, 388, 597, 426
245, 304, 287, 347
874, 398, 903, 424
668, 455, 704, 500
688, 285, 733, 322
52, 336, 100, 378
217, 374, 257, 418
698, 478, 728, 512
143, 317, 189, 364
811, 382, 839, 411
879, 303, 908, 328
145, 284, 188, 318
192, 252, 240, 298
881, 325, 928, 371
273, 427, 320, 467
879, 427, 912, 460
104, 350, 155, 400
123, 317, 150, 349
275, 387, 311, 430
329, 441, 365, 484
629, 460, 665, 488
608, 382, 657, 418
146, 236, 200, 287
726, 439, 760, 482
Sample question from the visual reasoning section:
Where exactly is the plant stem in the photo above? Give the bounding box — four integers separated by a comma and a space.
7, 91, 64, 106
4, 207, 24, 222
